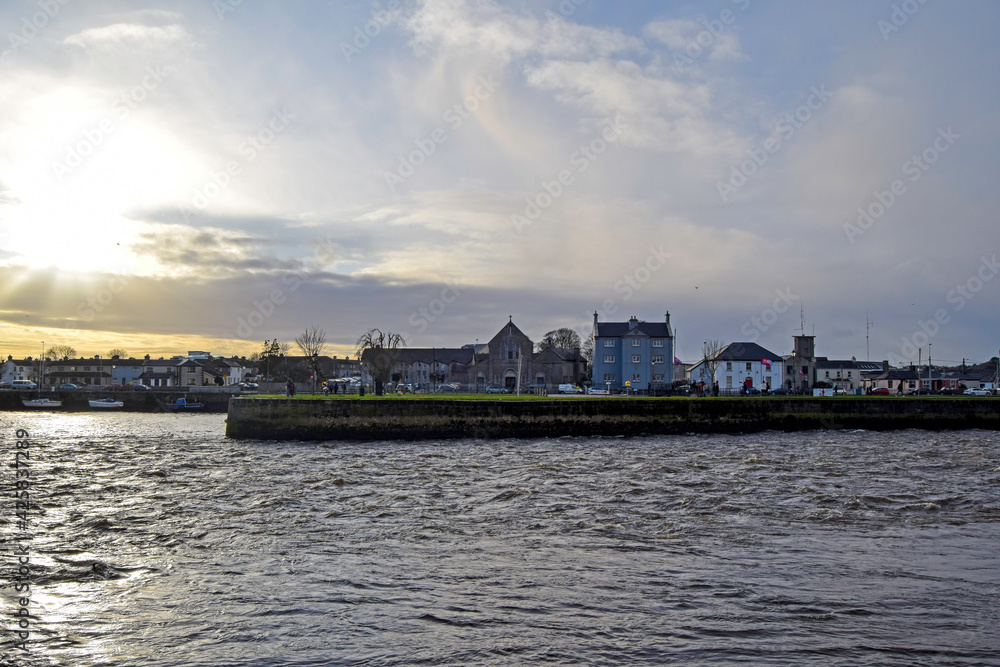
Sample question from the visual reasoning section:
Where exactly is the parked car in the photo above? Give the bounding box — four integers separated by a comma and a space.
769, 387, 789, 395
964, 387, 990, 396
485, 386, 509, 394
11, 380, 37, 390
58, 383, 79, 390
587, 387, 609, 395
434, 384, 458, 393
0, 381, 11, 389
871, 387, 890, 395
906, 388, 932, 396
558, 384, 583, 394
935, 388, 956, 395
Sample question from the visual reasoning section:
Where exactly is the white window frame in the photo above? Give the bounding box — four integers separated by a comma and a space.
632, 355, 641, 363
603, 339, 616, 347
652, 355, 664, 364
632, 339, 641, 347
603, 355, 615, 363
652, 339, 664, 347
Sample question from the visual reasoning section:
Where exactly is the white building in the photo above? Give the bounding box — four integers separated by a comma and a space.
688, 342, 784, 393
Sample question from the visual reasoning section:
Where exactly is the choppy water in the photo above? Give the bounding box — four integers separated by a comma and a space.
1, 414, 999, 666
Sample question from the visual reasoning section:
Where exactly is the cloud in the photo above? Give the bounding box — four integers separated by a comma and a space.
62, 23, 193, 52
644, 18, 745, 63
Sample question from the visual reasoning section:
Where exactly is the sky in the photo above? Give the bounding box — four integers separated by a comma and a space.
1, 0, 998, 367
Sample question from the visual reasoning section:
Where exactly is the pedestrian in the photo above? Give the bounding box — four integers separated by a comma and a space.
286, 378, 294, 397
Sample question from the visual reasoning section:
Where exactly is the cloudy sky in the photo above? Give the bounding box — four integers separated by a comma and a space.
1, 0, 998, 366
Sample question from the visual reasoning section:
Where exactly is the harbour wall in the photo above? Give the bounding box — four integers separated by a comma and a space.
0, 388, 234, 412
225, 397, 1000, 441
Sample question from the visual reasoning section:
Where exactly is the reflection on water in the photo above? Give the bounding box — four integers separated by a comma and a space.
2, 414, 999, 666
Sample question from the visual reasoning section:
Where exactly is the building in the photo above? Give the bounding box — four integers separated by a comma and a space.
814, 357, 882, 394
1, 356, 39, 385
782, 334, 816, 393
689, 342, 783, 393
531, 345, 587, 389
482, 318, 535, 390
45, 356, 114, 387
591, 313, 674, 392
390, 347, 477, 389
359, 319, 587, 393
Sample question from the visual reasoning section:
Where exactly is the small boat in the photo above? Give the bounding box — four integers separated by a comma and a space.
23, 397, 63, 408
167, 397, 203, 410
89, 397, 124, 409
23, 342, 63, 408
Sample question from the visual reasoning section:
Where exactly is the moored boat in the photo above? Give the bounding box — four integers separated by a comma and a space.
167, 397, 203, 410
23, 341, 63, 408
89, 397, 125, 409
23, 397, 63, 408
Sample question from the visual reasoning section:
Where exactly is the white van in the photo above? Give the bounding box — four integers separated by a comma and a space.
11, 380, 37, 389
558, 384, 582, 394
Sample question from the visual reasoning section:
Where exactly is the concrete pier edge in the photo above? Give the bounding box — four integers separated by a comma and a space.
226, 396, 1000, 441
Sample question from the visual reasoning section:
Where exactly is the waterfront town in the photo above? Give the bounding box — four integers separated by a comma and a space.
2, 313, 997, 398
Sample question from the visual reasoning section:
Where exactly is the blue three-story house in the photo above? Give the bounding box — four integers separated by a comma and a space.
591, 312, 674, 392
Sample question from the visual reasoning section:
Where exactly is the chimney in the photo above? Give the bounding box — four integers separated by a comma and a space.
882, 359, 889, 372
593, 310, 599, 332
665, 311, 671, 335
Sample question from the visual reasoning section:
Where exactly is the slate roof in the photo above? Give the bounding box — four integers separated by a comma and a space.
814, 358, 882, 371
712, 342, 782, 361
595, 322, 671, 337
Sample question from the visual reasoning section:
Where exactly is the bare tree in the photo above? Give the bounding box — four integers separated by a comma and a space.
296, 326, 328, 393
44, 344, 76, 360
701, 339, 725, 389
107, 348, 128, 359
356, 328, 406, 396
536, 327, 583, 352
581, 327, 594, 364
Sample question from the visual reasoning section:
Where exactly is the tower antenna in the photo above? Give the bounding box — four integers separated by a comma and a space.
866, 311, 873, 361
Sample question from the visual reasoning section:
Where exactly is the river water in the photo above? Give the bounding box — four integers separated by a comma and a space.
2, 413, 999, 666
